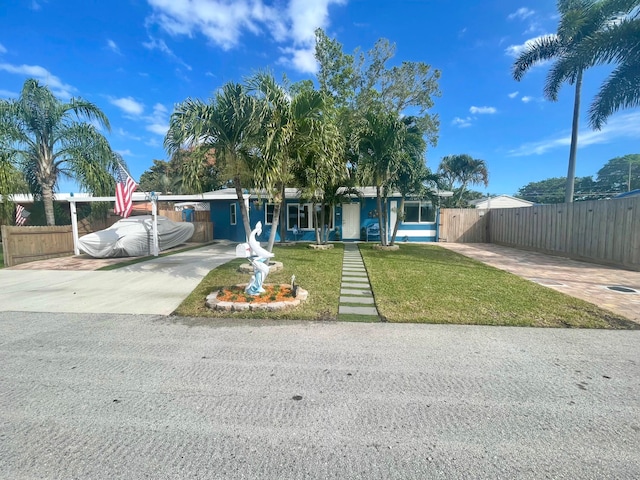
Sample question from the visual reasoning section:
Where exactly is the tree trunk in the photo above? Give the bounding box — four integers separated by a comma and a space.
266, 202, 281, 252
375, 185, 387, 246
279, 183, 286, 243
320, 200, 327, 244
233, 176, 252, 241
565, 70, 582, 204
41, 181, 56, 226
389, 196, 404, 246
313, 202, 321, 244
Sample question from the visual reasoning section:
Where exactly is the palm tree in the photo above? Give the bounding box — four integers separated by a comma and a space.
512, 0, 639, 203
356, 108, 406, 246
0, 151, 28, 225
546, 9, 640, 129
248, 72, 345, 249
165, 82, 261, 239
0, 78, 116, 225
438, 154, 489, 207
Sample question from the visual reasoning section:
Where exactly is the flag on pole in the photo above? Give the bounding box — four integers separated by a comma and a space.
15, 204, 29, 226
114, 163, 138, 218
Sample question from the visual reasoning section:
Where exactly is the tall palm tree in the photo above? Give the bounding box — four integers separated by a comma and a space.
165, 82, 261, 239
546, 9, 640, 129
0, 78, 116, 225
512, 0, 639, 203
356, 108, 406, 246
438, 154, 489, 207
248, 72, 345, 249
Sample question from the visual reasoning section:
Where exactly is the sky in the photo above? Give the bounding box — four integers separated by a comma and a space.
1, 0, 639, 197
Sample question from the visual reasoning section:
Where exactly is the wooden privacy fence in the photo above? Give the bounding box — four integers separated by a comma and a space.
1, 225, 74, 267
439, 197, 640, 270
439, 208, 489, 243
159, 210, 210, 222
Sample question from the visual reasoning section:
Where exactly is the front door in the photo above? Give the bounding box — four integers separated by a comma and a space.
341, 203, 360, 239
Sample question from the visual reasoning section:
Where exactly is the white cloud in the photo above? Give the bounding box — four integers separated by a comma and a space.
107, 39, 121, 55
110, 96, 145, 116
452, 116, 473, 128
521, 96, 534, 103
278, 46, 318, 73
116, 149, 135, 157
117, 128, 142, 141
144, 103, 169, 136
143, 36, 192, 71
146, 123, 169, 135
0, 89, 18, 98
508, 7, 535, 21
508, 112, 640, 156
505, 34, 552, 58
0, 63, 75, 98
145, 0, 346, 73
508, 91, 519, 99
470, 106, 497, 114
0, 43, 6, 54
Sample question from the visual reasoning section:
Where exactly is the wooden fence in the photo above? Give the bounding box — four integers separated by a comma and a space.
1, 225, 74, 267
159, 210, 210, 222
439, 197, 640, 270
439, 208, 489, 243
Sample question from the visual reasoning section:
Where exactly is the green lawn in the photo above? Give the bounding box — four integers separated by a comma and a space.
173, 242, 637, 329
173, 243, 344, 320
360, 243, 636, 328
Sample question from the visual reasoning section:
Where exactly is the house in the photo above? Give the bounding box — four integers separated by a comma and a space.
614, 189, 640, 199
209, 187, 450, 243
469, 195, 534, 210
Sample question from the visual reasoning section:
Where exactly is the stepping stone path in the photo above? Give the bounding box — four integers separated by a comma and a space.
338, 243, 380, 321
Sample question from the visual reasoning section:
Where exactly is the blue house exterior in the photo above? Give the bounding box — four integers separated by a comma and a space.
208, 187, 442, 243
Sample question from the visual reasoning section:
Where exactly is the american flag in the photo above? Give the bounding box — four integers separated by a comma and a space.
15, 204, 28, 226
114, 163, 138, 218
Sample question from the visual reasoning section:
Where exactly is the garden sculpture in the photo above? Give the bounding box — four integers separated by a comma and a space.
235, 221, 275, 296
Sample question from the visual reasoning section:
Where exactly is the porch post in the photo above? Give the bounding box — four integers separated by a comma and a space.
70, 199, 80, 255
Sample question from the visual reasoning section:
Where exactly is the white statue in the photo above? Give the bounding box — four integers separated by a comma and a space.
240, 222, 275, 296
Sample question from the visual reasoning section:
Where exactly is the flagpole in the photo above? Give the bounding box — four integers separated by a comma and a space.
150, 191, 159, 257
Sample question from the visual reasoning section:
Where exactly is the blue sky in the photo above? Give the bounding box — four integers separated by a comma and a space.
1, 0, 638, 196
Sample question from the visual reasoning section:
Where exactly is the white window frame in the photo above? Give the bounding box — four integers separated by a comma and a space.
286, 203, 335, 230
403, 201, 435, 224
230, 203, 237, 225
265, 203, 276, 225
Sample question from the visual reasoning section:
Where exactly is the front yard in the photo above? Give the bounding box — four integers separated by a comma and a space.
174, 243, 637, 329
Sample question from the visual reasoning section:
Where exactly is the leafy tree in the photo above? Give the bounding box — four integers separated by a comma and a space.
165, 82, 261, 239
0, 151, 28, 225
516, 175, 599, 203
438, 154, 489, 207
512, 0, 639, 203
0, 78, 117, 225
595, 154, 640, 193
139, 159, 176, 193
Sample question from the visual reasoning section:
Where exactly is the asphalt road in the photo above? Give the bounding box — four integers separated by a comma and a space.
1, 312, 639, 479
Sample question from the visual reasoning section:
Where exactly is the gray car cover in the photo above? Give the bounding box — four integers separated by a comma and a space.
78, 215, 195, 258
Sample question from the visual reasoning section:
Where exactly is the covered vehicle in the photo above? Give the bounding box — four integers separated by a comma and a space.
78, 215, 195, 258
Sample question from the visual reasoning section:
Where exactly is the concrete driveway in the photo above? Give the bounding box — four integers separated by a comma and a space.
1, 312, 639, 479
0, 242, 236, 315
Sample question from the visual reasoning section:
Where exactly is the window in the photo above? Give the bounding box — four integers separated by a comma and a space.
403, 201, 435, 223
230, 203, 237, 225
286, 203, 334, 230
265, 204, 275, 225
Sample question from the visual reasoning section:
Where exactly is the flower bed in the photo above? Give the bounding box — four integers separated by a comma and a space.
206, 284, 308, 311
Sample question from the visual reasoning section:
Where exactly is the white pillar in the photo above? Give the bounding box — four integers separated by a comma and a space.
151, 193, 159, 256
70, 200, 80, 255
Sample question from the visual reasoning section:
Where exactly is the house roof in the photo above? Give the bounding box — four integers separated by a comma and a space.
469, 195, 534, 207
614, 189, 640, 198
248, 186, 453, 199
